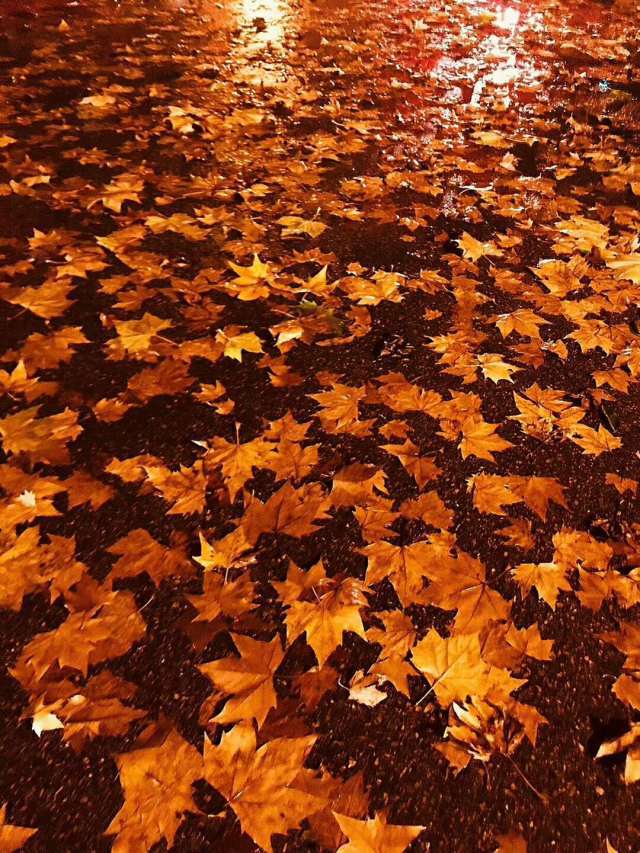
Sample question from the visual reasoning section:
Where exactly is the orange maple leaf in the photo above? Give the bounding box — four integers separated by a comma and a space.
106, 729, 202, 852
199, 633, 284, 727
203, 721, 322, 852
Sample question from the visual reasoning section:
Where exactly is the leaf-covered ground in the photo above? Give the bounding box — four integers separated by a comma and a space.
1, 0, 640, 849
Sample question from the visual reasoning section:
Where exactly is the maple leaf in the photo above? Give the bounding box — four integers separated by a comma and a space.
0, 405, 82, 465
0, 471, 63, 529
495, 309, 549, 340
469, 474, 521, 515
108, 313, 172, 360
0, 804, 37, 852
242, 482, 331, 545
458, 416, 513, 462
333, 811, 424, 853
203, 721, 321, 852
310, 382, 369, 435
278, 215, 327, 238
63, 470, 114, 509
399, 491, 453, 529
107, 528, 194, 587
12, 586, 146, 684
347, 671, 388, 707
476, 353, 520, 383
195, 528, 253, 572
2, 327, 89, 372
457, 231, 503, 262
362, 541, 432, 608
531, 258, 586, 297
142, 461, 207, 514
411, 629, 488, 706
215, 325, 263, 361
200, 633, 284, 727
1, 277, 74, 319
187, 570, 255, 623
282, 568, 367, 666
380, 441, 441, 489
512, 562, 572, 609
607, 253, 640, 283
294, 666, 340, 712
422, 551, 511, 633
483, 622, 553, 668
330, 463, 389, 507
0, 527, 85, 611
106, 729, 202, 852
612, 674, 640, 710
270, 439, 319, 483
127, 358, 194, 401
554, 215, 609, 252
205, 433, 276, 499
88, 174, 145, 213
0, 360, 50, 402
441, 697, 547, 770
469, 474, 567, 521
370, 654, 417, 697
300, 769, 369, 849
227, 254, 272, 300
566, 423, 622, 456
509, 384, 584, 442
29, 671, 146, 749
367, 611, 416, 659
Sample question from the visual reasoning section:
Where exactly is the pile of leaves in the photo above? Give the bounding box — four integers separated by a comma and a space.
1, 0, 640, 849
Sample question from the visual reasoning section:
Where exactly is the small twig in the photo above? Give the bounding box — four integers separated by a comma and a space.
504, 753, 548, 803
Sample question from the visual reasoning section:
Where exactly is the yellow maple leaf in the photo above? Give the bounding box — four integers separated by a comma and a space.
278, 215, 327, 238
12, 586, 146, 683
334, 811, 424, 853
227, 254, 272, 300
187, 571, 255, 623
88, 174, 145, 213
205, 433, 276, 498
194, 528, 253, 572
458, 416, 513, 462
215, 325, 263, 360
566, 423, 622, 456
422, 551, 511, 633
242, 482, 331, 544
411, 629, 488, 706
457, 231, 503, 261
476, 353, 520, 383
495, 309, 549, 340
